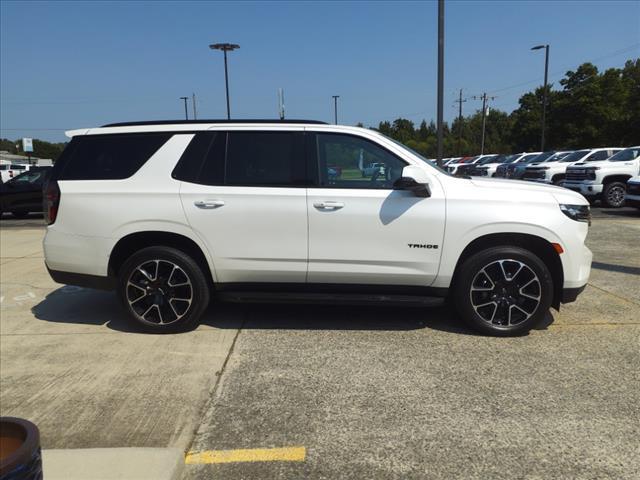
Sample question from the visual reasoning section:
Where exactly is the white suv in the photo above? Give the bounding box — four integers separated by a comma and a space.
563, 146, 639, 208
43, 120, 593, 336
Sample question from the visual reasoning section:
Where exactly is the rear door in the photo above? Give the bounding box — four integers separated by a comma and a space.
305, 131, 446, 287
179, 129, 309, 284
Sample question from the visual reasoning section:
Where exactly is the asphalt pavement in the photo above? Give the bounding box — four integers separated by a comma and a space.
0, 207, 638, 479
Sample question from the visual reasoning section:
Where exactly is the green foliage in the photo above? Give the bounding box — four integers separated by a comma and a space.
0, 138, 67, 161
365, 60, 639, 157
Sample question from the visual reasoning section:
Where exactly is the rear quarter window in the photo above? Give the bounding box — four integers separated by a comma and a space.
57, 133, 172, 180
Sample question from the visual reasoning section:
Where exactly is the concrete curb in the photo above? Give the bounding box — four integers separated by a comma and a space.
42, 448, 184, 480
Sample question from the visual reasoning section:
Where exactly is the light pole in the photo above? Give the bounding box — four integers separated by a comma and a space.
436, 0, 445, 168
210, 43, 240, 119
531, 44, 549, 151
332, 95, 340, 124
179, 96, 189, 120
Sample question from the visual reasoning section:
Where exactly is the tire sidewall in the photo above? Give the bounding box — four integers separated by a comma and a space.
117, 246, 210, 333
454, 246, 554, 336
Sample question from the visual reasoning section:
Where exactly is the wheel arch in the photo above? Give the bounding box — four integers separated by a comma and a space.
450, 232, 564, 309
602, 174, 632, 186
108, 231, 215, 287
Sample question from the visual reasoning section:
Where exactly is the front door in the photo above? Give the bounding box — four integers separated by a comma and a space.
306, 132, 446, 287
180, 130, 308, 284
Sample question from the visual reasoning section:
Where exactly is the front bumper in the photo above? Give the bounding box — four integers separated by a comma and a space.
563, 181, 603, 197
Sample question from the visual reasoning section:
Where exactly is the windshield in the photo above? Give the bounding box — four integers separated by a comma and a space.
519, 153, 542, 163
607, 147, 640, 162
561, 150, 590, 162
546, 151, 571, 162
478, 155, 498, 164
532, 151, 555, 163
501, 154, 521, 164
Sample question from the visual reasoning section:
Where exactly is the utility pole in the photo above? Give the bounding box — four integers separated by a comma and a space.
453, 88, 466, 155
332, 95, 340, 124
192, 93, 197, 120
436, 0, 445, 168
472, 92, 496, 154
180, 96, 189, 120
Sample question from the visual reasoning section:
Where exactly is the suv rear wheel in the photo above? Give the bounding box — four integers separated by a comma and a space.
117, 246, 210, 333
453, 247, 553, 336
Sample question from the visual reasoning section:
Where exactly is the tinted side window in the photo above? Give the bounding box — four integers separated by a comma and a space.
198, 133, 227, 186
172, 132, 218, 183
59, 133, 171, 180
314, 133, 407, 189
223, 131, 304, 187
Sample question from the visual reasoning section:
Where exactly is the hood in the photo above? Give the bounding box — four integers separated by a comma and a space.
569, 160, 610, 169
527, 160, 564, 168
469, 177, 588, 205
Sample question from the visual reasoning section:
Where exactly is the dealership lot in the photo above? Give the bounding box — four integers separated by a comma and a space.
0, 208, 638, 479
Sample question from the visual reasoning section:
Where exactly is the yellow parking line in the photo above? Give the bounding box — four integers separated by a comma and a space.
185, 446, 306, 464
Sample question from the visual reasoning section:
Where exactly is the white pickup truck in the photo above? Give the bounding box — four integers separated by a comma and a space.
563, 146, 640, 207
522, 149, 618, 186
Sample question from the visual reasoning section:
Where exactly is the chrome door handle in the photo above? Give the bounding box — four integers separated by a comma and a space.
313, 201, 344, 210
194, 200, 225, 209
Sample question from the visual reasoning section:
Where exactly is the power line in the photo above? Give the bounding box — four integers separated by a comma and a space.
487, 42, 639, 95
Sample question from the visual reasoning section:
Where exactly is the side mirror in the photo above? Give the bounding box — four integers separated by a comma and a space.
393, 176, 431, 198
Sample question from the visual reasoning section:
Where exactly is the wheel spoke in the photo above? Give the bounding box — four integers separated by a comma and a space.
127, 258, 194, 326
470, 258, 542, 327
127, 281, 146, 294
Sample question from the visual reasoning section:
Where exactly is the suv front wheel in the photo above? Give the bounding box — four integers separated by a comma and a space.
453, 247, 553, 336
117, 246, 210, 333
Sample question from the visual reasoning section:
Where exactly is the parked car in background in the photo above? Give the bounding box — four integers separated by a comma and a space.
495, 152, 542, 178
0, 166, 51, 217
446, 156, 478, 175
564, 146, 638, 207
470, 153, 526, 177
0, 163, 30, 183
455, 154, 498, 177
507, 151, 566, 179
362, 162, 386, 177
43, 119, 592, 336
521, 151, 574, 185
625, 176, 640, 209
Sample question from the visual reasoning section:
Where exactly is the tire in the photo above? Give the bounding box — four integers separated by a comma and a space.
552, 176, 564, 186
602, 182, 626, 208
452, 246, 553, 336
11, 211, 29, 218
117, 246, 210, 333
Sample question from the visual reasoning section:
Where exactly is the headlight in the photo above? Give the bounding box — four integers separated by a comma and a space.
560, 204, 591, 225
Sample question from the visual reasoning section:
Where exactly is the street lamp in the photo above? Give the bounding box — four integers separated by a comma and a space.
209, 43, 240, 119
179, 96, 189, 120
531, 44, 549, 151
332, 95, 340, 124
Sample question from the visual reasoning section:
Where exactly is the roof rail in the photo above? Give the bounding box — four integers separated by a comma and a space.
101, 119, 328, 127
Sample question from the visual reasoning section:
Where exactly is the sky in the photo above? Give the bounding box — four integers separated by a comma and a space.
1, 0, 639, 142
